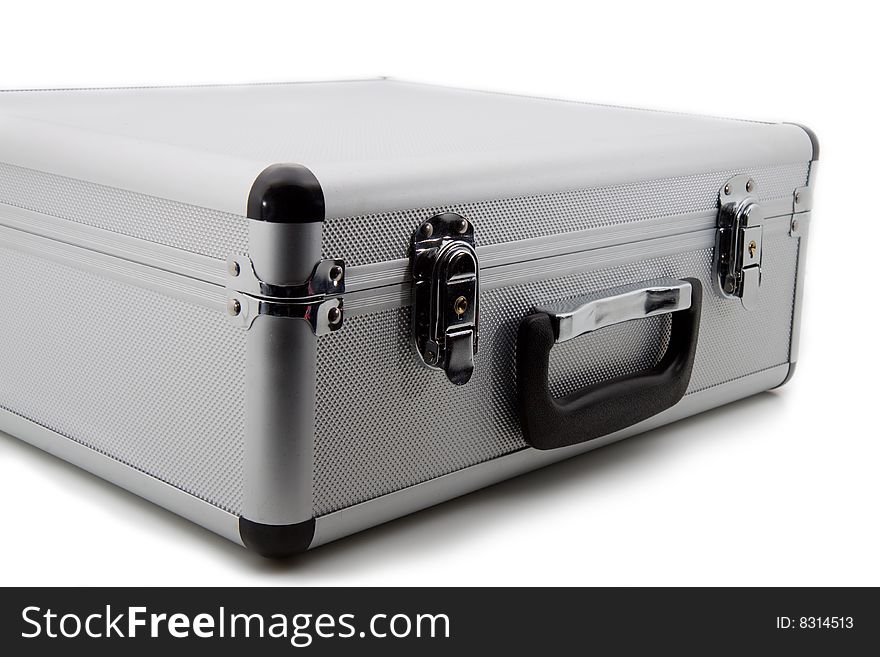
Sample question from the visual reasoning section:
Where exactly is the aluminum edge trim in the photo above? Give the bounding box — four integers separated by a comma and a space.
0, 406, 243, 545
0, 201, 228, 285
341, 214, 793, 317
342, 196, 798, 293
0, 223, 227, 312
787, 214, 810, 368
311, 364, 789, 547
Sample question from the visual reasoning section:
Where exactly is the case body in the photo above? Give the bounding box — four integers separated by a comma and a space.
0, 80, 817, 555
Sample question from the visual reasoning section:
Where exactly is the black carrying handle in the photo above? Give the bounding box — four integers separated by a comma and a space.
516, 278, 702, 450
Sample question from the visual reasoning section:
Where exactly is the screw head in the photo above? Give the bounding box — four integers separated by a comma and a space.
791, 217, 800, 233
228, 260, 240, 277
421, 222, 434, 238
327, 306, 343, 326
456, 218, 469, 234
424, 350, 437, 364
723, 184, 731, 196
795, 191, 801, 204
745, 179, 754, 193
328, 265, 344, 284
227, 298, 242, 316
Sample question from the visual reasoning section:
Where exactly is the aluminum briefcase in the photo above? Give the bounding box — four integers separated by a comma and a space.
0, 80, 817, 556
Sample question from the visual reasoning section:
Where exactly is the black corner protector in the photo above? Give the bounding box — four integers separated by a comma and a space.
239, 517, 315, 558
247, 164, 325, 223
773, 362, 798, 389
785, 123, 820, 161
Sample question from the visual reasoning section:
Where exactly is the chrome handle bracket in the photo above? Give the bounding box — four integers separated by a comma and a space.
535, 278, 693, 344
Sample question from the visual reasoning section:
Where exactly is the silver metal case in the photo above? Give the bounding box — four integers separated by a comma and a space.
0, 80, 817, 556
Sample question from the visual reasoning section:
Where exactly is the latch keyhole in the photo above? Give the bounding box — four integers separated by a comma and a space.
748, 240, 757, 258
410, 212, 479, 384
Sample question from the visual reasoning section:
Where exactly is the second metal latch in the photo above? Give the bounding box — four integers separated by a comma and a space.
715, 175, 763, 310
410, 212, 479, 385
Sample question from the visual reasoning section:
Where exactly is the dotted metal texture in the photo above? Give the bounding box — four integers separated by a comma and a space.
0, 161, 248, 260
313, 236, 798, 516
0, 246, 246, 514
322, 163, 809, 266
548, 315, 671, 399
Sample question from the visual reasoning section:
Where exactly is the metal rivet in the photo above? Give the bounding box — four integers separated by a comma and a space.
228, 260, 240, 277
421, 223, 434, 238
723, 184, 731, 195
328, 265, 344, 284
227, 298, 241, 316
745, 179, 754, 193
327, 306, 342, 326
456, 218, 469, 234
453, 296, 468, 317
791, 217, 800, 233
795, 191, 801, 204
425, 350, 437, 364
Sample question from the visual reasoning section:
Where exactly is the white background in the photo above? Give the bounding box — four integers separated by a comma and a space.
0, 0, 877, 586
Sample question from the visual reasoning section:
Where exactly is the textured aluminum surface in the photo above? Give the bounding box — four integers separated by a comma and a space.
548, 315, 671, 399
312, 364, 790, 547
322, 163, 808, 267
0, 407, 243, 544
314, 235, 798, 516
0, 161, 247, 260
0, 245, 246, 513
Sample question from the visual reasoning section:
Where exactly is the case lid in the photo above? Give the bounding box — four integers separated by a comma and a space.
0, 79, 813, 218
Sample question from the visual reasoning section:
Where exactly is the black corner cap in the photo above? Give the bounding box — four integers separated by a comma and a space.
247, 164, 325, 223
786, 123, 820, 161
239, 517, 315, 558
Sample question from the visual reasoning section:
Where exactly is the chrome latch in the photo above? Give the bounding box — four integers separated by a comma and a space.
410, 212, 479, 385
714, 175, 763, 310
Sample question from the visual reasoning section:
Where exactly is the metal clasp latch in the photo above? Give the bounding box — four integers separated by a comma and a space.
714, 175, 763, 310
410, 212, 479, 385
